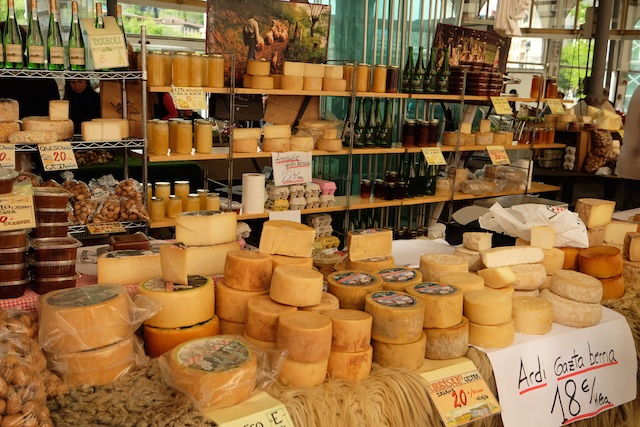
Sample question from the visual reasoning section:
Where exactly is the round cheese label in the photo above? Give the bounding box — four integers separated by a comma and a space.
371, 291, 417, 308
377, 268, 417, 282
142, 276, 211, 292
47, 284, 120, 307
177, 337, 250, 372
334, 271, 376, 286
414, 282, 458, 296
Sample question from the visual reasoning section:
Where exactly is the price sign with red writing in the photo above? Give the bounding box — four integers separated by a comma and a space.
422, 147, 447, 166
171, 87, 208, 110
38, 142, 78, 171
82, 17, 129, 70
271, 152, 312, 186
0, 193, 36, 231
87, 222, 126, 235
486, 145, 510, 165
0, 144, 16, 169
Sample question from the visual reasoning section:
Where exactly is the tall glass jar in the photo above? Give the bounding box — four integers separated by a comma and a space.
416, 120, 429, 147
172, 52, 190, 86
167, 195, 182, 219
195, 120, 213, 154
428, 119, 439, 146
386, 66, 400, 93
208, 54, 225, 88
147, 52, 165, 87
356, 63, 371, 92
545, 77, 558, 99
402, 120, 416, 147
153, 120, 169, 155
154, 182, 171, 213
146, 183, 152, 206
343, 63, 355, 91
162, 51, 173, 86
149, 197, 165, 221
169, 118, 182, 153
189, 53, 203, 87
174, 180, 190, 211
372, 65, 387, 93
146, 120, 156, 154
206, 192, 220, 211
197, 189, 209, 210
530, 75, 542, 99
186, 193, 200, 212
175, 121, 193, 154
201, 54, 209, 86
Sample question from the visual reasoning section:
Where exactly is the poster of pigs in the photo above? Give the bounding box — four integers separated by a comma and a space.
206, 0, 331, 86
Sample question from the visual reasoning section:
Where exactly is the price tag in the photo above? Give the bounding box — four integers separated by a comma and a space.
82, 17, 129, 70
0, 192, 36, 231
271, 152, 312, 186
423, 359, 500, 426
171, 86, 208, 110
546, 98, 566, 114
205, 391, 294, 427
486, 145, 510, 165
216, 405, 294, 427
38, 142, 78, 171
86, 222, 126, 235
422, 147, 447, 165
491, 97, 514, 115
0, 144, 16, 169
268, 210, 301, 223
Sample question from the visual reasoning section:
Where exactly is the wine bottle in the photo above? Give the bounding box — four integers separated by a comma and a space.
381, 99, 394, 148
353, 98, 366, 149
341, 97, 354, 147
364, 99, 377, 148
68, 1, 85, 71
47, 0, 65, 70
437, 45, 451, 94
416, 155, 426, 197
3, 0, 24, 69
401, 46, 414, 93
411, 46, 425, 93
26, 0, 45, 70
374, 98, 384, 147
95, 3, 105, 29
116, 5, 126, 43
425, 46, 439, 94
407, 154, 418, 198
425, 165, 437, 196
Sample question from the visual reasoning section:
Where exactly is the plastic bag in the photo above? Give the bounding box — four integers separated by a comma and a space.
92, 194, 122, 223
479, 203, 589, 248
296, 120, 342, 143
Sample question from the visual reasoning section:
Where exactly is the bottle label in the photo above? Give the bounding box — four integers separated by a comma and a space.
364, 128, 375, 145
377, 129, 388, 143
5, 44, 22, 62
28, 45, 44, 63
69, 47, 85, 65
49, 46, 65, 65
411, 71, 424, 92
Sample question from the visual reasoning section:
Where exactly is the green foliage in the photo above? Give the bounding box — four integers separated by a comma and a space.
558, 39, 593, 95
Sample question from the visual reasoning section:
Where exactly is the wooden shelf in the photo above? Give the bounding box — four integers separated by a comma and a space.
400, 190, 452, 205
452, 182, 560, 201
148, 86, 230, 94
405, 143, 566, 154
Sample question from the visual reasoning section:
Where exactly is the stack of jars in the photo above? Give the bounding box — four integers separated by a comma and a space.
147, 119, 213, 156
146, 50, 225, 88
0, 228, 30, 298
149, 181, 220, 222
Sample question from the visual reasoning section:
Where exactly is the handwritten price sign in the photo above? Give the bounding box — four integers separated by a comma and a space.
171, 87, 208, 110
0, 144, 16, 169
205, 391, 294, 427
82, 17, 128, 70
271, 152, 312, 186
87, 222, 126, 235
422, 147, 447, 166
546, 99, 566, 114
0, 193, 36, 231
38, 142, 78, 171
491, 97, 514, 115
486, 145, 510, 165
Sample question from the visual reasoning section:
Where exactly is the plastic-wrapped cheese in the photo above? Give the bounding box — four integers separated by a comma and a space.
374, 267, 423, 292
323, 309, 372, 352
246, 59, 271, 76
539, 289, 602, 328
327, 270, 383, 310
223, 250, 273, 291
406, 282, 463, 329
276, 311, 332, 363
420, 254, 468, 281
468, 320, 515, 348
270, 266, 324, 307
578, 245, 623, 279
289, 135, 314, 151
143, 316, 221, 358
372, 333, 426, 371
328, 347, 372, 382
510, 263, 547, 291
512, 296, 553, 335
424, 317, 469, 360
550, 269, 603, 303
463, 289, 512, 326
215, 279, 269, 323
365, 291, 425, 344
0, 98, 19, 122
244, 295, 297, 343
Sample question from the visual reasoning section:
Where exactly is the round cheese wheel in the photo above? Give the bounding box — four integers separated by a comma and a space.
0, 122, 20, 142
468, 320, 515, 348
244, 295, 297, 342
276, 311, 332, 363
300, 292, 340, 313
578, 245, 623, 279
512, 296, 553, 335
271, 254, 313, 271
541, 248, 565, 275
219, 319, 245, 335
234, 128, 262, 140
139, 276, 215, 328
488, 285, 515, 296
242, 332, 277, 350
406, 282, 463, 329
270, 266, 324, 307
327, 346, 372, 382
346, 256, 395, 272
474, 132, 494, 145
289, 135, 314, 151
215, 280, 269, 323
323, 309, 372, 352
39, 284, 133, 353
600, 275, 624, 300
316, 138, 342, 151
477, 266, 517, 289
438, 272, 484, 294
539, 289, 603, 328
0, 98, 19, 122
303, 76, 323, 91
279, 358, 327, 387
246, 59, 271, 76
224, 250, 273, 292
463, 289, 512, 326
165, 337, 258, 409
365, 291, 425, 344
250, 75, 275, 90
322, 78, 347, 92
21, 116, 73, 140
541, 275, 552, 290
372, 333, 427, 371
513, 289, 540, 298
280, 75, 304, 91
327, 270, 383, 310
550, 269, 603, 303
510, 263, 547, 291
374, 267, 422, 292
424, 317, 469, 360
271, 74, 282, 89
322, 127, 339, 139
232, 138, 259, 153
46, 336, 137, 387
560, 247, 580, 269
420, 253, 468, 282
143, 316, 221, 358
262, 137, 291, 152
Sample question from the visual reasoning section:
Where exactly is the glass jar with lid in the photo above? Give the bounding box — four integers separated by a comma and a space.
208, 54, 225, 88
186, 193, 200, 212
372, 65, 387, 93
197, 189, 209, 210
356, 63, 371, 92
172, 52, 190, 86
147, 51, 165, 87
402, 120, 416, 147
168, 118, 182, 153
174, 181, 190, 210
162, 52, 173, 86
150, 197, 165, 221
386, 66, 400, 93
154, 182, 171, 213
167, 195, 182, 219
206, 192, 220, 211
189, 53, 204, 87
146, 120, 156, 154
175, 121, 193, 154
195, 120, 213, 154
153, 121, 169, 155
343, 62, 355, 91
545, 77, 558, 99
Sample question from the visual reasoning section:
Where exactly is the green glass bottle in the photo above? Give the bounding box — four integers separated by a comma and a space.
424, 46, 439, 94
437, 45, 451, 94
374, 98, 384, 147
47, 0, 65, 70
364, 99, 377, 148
116, 5, 126, 42
3, 0, 24, 69
353, 98, 366, 149
401, 46, 414, 93
68, 1, 85, 71
378, 99, 393, 148
26, 0, 45, 69
341, 97, 354, 147
411, 46, 425, 94
95, 3, 105, 29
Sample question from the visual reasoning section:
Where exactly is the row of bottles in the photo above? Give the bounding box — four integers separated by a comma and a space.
359, 154, 438, 201
342, 98, 395, 149
401, 45, 450, 94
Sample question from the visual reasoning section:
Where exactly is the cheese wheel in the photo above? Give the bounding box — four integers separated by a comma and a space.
316, 138, 342, 151
271, 254, 313, 271
270, 266, 324, 307
0, 122, 20, 142
323, 309, 372, 352
97, 249, 161, 286
438, 272, 485, 294
8, 130, 58, 143
276, 311, 332, 363
474, 132, 494, 145
303, 76, 323, 91
578, 245, 623, 279
365, 291, 425, 344
322, 127, 339, 139
600, 275, 624, 300
47, 336, 137, 387
0, 98, 19, 122
477, 267, 517, 289
327, 347, 372, 382
278, 358, 327, 387
406, 282, 463, 329
300, 292, 340, 313
232, 138, 259, 153
481, 246, 544, 268
242, 332, 277, 350
164, 337, 258, 409
575, 198, 615, 229
262, 137, 290, 152
346, 256, 395, 272
323, 65, 344, 79
143, 316, 221, 358
539, 289, 603, 328
624, 231, 640, 262
303, 63, 325, 78
372, 333, 426, 371
374, 267, 422, 292
219, 319, 245, 335
234, 128, 261, 140
550, 269, 603, 303
453, 247, 484, 271
513, 289, 540, 298
250, 75, 275, 90
283, 61, 305, 76
540, 248, 565, 275
420, 254, 469, 281
38, 284, 133, 353
280, 75, 304, 91
246, 59, 271, 76
587, 226, 605, 246
49, 99, 69, 120
424, 318, 470, 360
223, 250, 273, 292
244, 295, 297, 342
21, 116, 74, 140
243, 73, 252, 88
468, 320, 515, 348
463, 289, 512, 326
560, 247, 580, 269
510, 263, 547, 291
289, 135, 314, 151
347, 229, 393, 261
327, 270, 384, 310
175, 211, 237, 247
322, 78, 347, 92
139, 276, 215, 328
463, 232, 492, 251
512, 296, 553, 335
490, 285, 515, 296
623, 259, 640, 290
215, 280, 269, 323
259, 220, 316, 257
541, 275, 552, 290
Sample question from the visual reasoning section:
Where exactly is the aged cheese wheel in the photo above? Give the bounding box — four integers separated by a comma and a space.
541, 275, 552, 290
468, 320, 515, 348
463, 232, 492, 251
346, 256, 395, 272
510, 263, 547, 291
348, 229, 393, 261
215, 279, 269, 323
250, 75, 275, 90
259, 220, 316, 257
0, 98, 19, 122
490, 285, 515, 296
272, 254, 314, 271
276, 311, 332, 363
322, 127, 339, 139
300, 292, 340, 313
327, 347, 372, 382
97, 249, 161, 286
365, 291, 425, 344
303, 76, 323, 91
159, 242, 240, 285
372, 333, 426, 371
233, 128, 261, 140
477, 266, 517, 289
232, 138, 259, 153
539, 289, 603, 328
424, 318, 470, 360
420, 254, 469, 281
560, 247, 580, 269
322, 78, 347, 92
550, 269, 603, 303
513, 289, 540, 298
316, 138, 342, 151
323, 65, 343, 79
463, 289, 512, 326
512, 296, 553, 335
244, 295, 297, 343
242, 332, 277, 350
280, 75, 304, 91
8, 130, 57, 143
323, 309, 372, 352
270, 266, 324, 307
246, 59, 271, 76
327, 270, 383, 310
143, 316, 221, 358
303, 63, 325, 78
453, 247, 484, 271
438, 272, 485, 294
283, 61, 305, 76
405, 282, 463, 329
481, 246, 544, 268
219, 319, 245, 335
289, 135, 314, 151
540, 248, 565, 275
223, 250, 273, 292
600, 275, 625, 300
262, 137, 290, 152
279, 358, 327, 387
575, 198, 615, 229
22, 116, 74, 140
374, 267, 423, 292
175, 211, 237, 247
578, 245, 623, 279
0, 122, 20, 142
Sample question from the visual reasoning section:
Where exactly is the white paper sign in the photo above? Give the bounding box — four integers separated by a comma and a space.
268, 210, 301, 223
480, 307, 637, 427
271, 152, 312, 186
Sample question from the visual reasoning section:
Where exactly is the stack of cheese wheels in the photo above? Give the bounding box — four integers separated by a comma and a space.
453, 232, 492, 271
477, 266, 517, 296
540, 270, 603, 327
300, 292, 340, 312
276, 311, 332, 387
420, 253, 469, 282
511, 296, 553, 335
406, 282, 468, 360
262, 125, 292, 153
346, 229, 394, 271
322, 65, 347, 92
578, 245, 624, 300
315, 123, 342, 152
365, 291, 427, 371
161, 336, 258, 409
464, 289, 515, 348
245, 59, 274, 90
139, 276, 219, 357
327, 270, 383, 310
39, 285, 139, 386
0, 99, 21, 142
303, 63, 325, 92
244, 295, 296, 350
21, 116, 73, 140
216, 250, 274, 335
269, 266, 324, 308
525, 226, 565, 291
374, 267, 422, 292
324, 309, 373, 381
575, 198, 616, 247
623, 232, 640, 298
233, 128, 262, 153
480, 245, 545, 297
439, 272, 485, 294
281, 61, 305, 91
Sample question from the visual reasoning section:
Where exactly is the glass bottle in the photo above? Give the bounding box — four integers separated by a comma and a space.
68, 1, 85, 71
402, 46, 414, 93
3, 0, 23, 69
380, 99, 394, 148
342, 96, 354, 147
47, 0, 64, 71
353, 98, 366, 149
425, 165, 438, 196
398, 154, 409, 182
411, 46, 425, 94
26, 0, 44, 70
416, 156, 427, 197
425, 46, 439, 94
364, 99, 377, 148
374, 98, 384, 147
116, 4, 126, 44
437, 45, 451, 94
94, 3, 109, 71
407, 154, 418, 198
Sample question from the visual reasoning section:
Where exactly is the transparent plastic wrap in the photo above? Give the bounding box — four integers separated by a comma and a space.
62, 174, 97, 225
37, 284, 160, 354
158, 335, 286, 410
91, 194, 123, 224
15, 171, 42, 188
0, 309, 39, 339
296, 120, 342, 144
115, 178, 144, 202
459, 179, 493, 196
40, 178, 62, 187
119, 196, 150, 222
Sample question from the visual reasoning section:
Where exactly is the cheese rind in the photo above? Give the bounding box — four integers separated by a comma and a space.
539, 289, 603, 328
587, 226, 605, 246
406, 282, 463, 329
250, 75, 274, 90
259, 220, 316, 257
300, 292, 340, 313
550, 269, 603, 303
424, 318, 469, 360
512, 296, 553, 335
283, 61, 305, 76
303, 63, 325, 78
232, 138, 259, 153
327, 270, 383, 310
346, 256, 395, 272
453, 247, 484, 271
560, 247, 580, 269
97, 249, 161, 286
463, 289, 512, 326
530, 226, 555, 249
468, 320, 515, 348
160, 242, 240, 285
244, 295, 297, 342
0, 122, 20, 142
605, 221, 640, 246
276, 311, 332, 363
223, 250, 273, 291
262, 137, 290, 152
420, 253, 469, 282
438, 272, 485, 294
578, 245, 623, 279
323, 309, 372, 352
372, 333, 427, 371
323, 65, 344, 79
303, 76, 323, 91
270, 266, 324, 307
347, 229, 393, 261
327, 347, 372, 382
8, 130, 57, 143
21, 116, 74, 140
143, 316, 221, 358
219, 319, 245, 335
364, 291, 425, 344
289, 135, 314, 151
278, 358, 327, 387
215, 280, 269, 323
233, 128, 262, 140
316, 138, 342, 151
0, 99, 19, 122
600, 275, 625, 300
242, 332, 277, 350
271, 255, 313, 271
175, 211, 238, 246
246, 59, 271, 76
374, 267, 423, 292
540, 248, 565, 275
513, 289, 540, 298
509, 263, 547, 291
481, 246, 544, 268
575, 198, 615, 229
280, 75, 304, 91
624, 232, 640, 262
477, 267, 517, 289
322, 78, 347, 92
463, 232, 492, 251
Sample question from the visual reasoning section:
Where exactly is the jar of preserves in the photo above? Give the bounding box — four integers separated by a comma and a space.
195, 120, 213, 154
167, 195, 182, 219
428, 119, 440, 146
186, 193, 200, 212
416, 120, 429, 147
530, 75, 542, 99
153, 120, 169, 155
206, 192, 221, 211
360, 179, 371, 199
356, 63, 371, 92
162, 52, 173, 86
154, 182, 170, 213
150, 197, 165, 221
201, 54, 209, 86
172, 52, 190, 87
208, 54, 225, 88
384, 182, 396, 200
395, 181, 407, 199
146, 120, 156, 154
146, 183, 152, 206
385, 171, 398, 183
147, 51, 165, 87
343, 63, 355, 91
168, 118, 182, 153
372, 65, 387, 93
197, 189, 209, 210
545, 77, 558, 99
174, 181, 190, 210
189, 53, 203, 87
175, 121, 193, 154
373, 179, 385, 199
402, 120, 416, 147
386, 66, 400, 93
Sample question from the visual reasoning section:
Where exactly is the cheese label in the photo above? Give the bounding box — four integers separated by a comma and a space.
486, 146, 510, 165
87, 222, 126, 235
177, 337, 250, 372
143, 275, 210, 293
414, 282, 458, 296
46, 285, 120, 307
546, 99, 566, 114
103, 249, 155, 258
371, 291, 417, 307
0, 144, 16, 169
490, 97, 513, 115
422, 147, 447, 166
83, 17, 128, 70
38, 142, 78, 171
378, 268, 417, 282
334, 271, 376, 286
171, 87, 208, 110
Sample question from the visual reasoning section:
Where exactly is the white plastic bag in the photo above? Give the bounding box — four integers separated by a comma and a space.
478, 203, 589, 248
